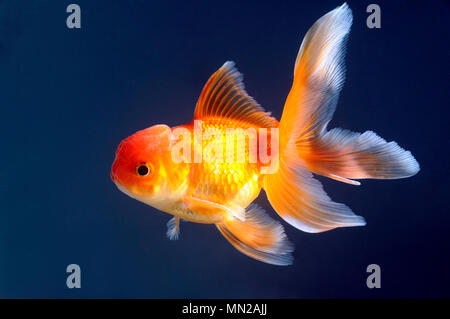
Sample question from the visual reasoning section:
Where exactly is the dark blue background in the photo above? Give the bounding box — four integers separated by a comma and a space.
0, 0, 448, 298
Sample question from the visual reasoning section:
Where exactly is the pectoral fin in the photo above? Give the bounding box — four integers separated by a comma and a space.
184, 196, 246, 221
167, 216, 180, 240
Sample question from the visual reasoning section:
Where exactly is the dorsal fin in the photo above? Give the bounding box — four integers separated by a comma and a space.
194, 61, 278, 128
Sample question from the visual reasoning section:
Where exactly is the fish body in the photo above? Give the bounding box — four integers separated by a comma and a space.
177, 124, 262, 222
112, 117, 277, 223
111, 3, 419, 265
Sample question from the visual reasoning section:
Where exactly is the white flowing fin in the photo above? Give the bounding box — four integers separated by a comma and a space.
166, 216, 180, 240
278, 3, 419, 184
265, 3, 366, 233
264, 147, 366, 233
279, 3, 352, 150
301, 129, 420, 184
216, 204, 294, 265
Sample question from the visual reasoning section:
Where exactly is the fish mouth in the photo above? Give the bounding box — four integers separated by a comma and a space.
110, 170, 116, 182
114, 181, 129, 195
113, 179, 154, 207
110, 159, 121, 184
112, 178, 135, 198
110, 169, 119, 184
110, 168, 128, 194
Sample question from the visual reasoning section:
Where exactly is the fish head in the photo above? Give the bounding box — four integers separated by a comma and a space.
111, 124, 188, 211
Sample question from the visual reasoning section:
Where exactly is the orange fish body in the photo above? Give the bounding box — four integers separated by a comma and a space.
111, 4, 419, 265
174, 122, 264, 222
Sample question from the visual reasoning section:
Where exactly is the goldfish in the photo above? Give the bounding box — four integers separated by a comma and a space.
111, 3, 419, 265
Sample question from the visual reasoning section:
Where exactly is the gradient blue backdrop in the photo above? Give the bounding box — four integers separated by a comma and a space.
0, 0, 449, 298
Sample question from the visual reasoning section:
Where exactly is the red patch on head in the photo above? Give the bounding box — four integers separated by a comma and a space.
111, 124, 171, 190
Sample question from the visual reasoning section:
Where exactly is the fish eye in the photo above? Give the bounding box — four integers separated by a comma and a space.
136, 163, 151, 176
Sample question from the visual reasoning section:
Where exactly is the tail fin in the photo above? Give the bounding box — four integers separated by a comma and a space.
264, 3, 418, 233
278, 3, 352, 151
264, 148, 366, 233
300, 129, 420, 185
216, 204, 293, 265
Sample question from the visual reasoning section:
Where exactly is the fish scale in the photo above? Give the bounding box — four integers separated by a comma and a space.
187, 118, 263, 207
